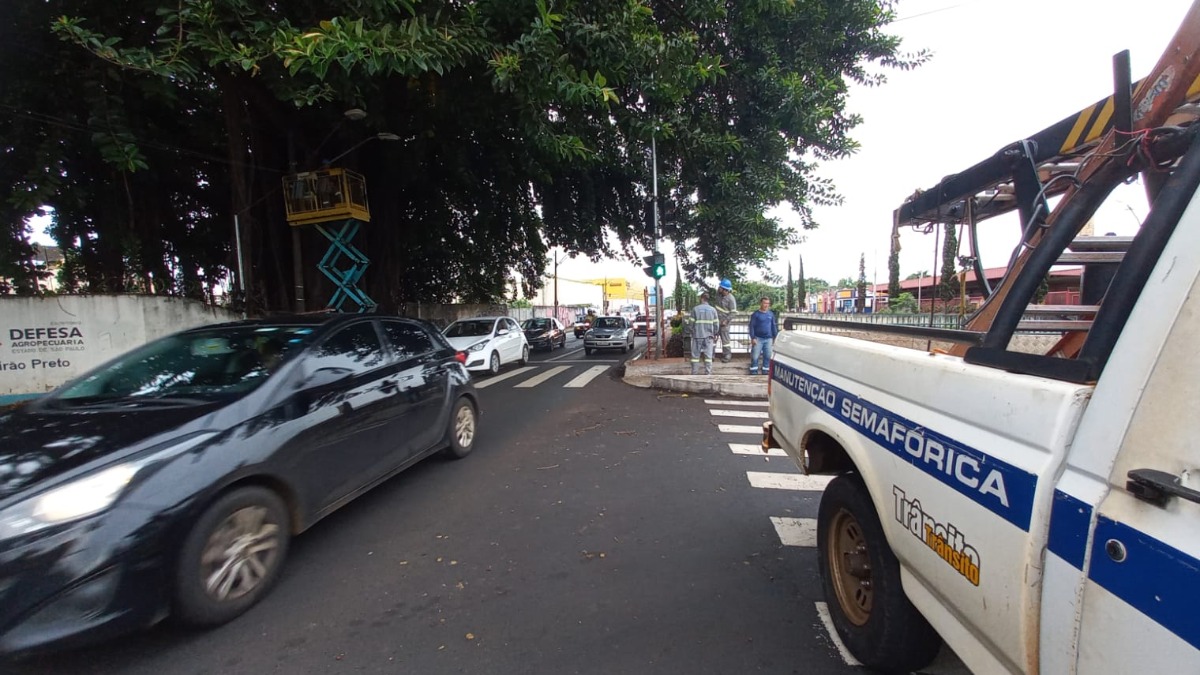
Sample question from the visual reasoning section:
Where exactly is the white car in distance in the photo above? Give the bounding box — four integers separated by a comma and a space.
442, 316, 530, 375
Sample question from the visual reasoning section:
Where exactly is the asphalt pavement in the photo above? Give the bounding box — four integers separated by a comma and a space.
11, 335, 966, 675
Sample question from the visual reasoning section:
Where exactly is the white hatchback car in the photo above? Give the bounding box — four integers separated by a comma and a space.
443, 316, 530, 374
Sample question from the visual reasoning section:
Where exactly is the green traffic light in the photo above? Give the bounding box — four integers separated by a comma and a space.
653, 263, 666, 279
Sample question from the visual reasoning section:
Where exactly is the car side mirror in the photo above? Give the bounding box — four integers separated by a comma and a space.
497, 328, 510, 336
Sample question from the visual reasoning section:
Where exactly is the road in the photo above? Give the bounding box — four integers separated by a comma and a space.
12, 334, 966, 674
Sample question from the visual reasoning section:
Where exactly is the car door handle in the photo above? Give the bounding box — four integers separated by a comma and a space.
1127, 468, 1200, 507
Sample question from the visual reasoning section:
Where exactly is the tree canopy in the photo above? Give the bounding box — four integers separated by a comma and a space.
2, 0, 921, 311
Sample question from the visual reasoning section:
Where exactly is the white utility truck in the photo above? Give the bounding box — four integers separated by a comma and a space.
762, 8, 1200, 674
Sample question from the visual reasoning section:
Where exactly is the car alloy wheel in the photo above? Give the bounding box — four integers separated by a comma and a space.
489, 351, 501, 375
174, 487, 290, 626
443, 397, 477, 459
200, 506, 281, 602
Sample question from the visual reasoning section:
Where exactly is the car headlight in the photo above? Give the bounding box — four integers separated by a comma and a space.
467, 341, 488, 353
0, 463, 140, 540
0, 433, 215, 541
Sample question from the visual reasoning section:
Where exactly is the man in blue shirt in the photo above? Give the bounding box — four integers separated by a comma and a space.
748, 296, 778, 375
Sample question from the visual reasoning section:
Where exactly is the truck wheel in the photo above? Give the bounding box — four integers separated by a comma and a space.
817, 474, 941, 672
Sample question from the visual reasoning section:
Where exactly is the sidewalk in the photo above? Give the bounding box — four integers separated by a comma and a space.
623, 353, 768, 399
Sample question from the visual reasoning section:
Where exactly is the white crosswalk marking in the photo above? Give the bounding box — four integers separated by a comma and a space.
814, 602, 863, 666
704, 399, 767, 407
729, 443, 786, 457
746, 471, 833, 491
708, 409, 769, 419
515, 365, 571, 388
475, 366, 537, 389
563, 365, 609, 388
771, 517, 817, 547
717, 424, 762, 435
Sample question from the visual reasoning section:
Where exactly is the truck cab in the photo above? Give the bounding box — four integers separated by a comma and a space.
762, 11, 1200, 672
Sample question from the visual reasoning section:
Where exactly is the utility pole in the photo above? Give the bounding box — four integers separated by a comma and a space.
651, 134, 663, 359
553, 248, 560, 322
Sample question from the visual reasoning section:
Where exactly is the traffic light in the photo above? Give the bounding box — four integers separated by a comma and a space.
643, 252, 666, 279
643, 200, 657, 236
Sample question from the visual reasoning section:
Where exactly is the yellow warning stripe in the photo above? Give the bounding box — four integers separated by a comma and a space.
1063, 73, 1200, 155
1188, 72, 1200, 100
1061, 103, 1097, 154
1082, 97, 1115, 145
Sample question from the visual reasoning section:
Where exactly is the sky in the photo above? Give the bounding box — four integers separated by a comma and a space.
555, 0, 1197, 291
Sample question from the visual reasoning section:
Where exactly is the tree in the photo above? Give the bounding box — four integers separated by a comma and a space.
855, 252, 867, 312
786, 262, 794, 311
798, 254, 807, 310
4, 1, 923, 310
887, 232, 901, 300
887, 291, 918, 313
940, 223, 959, 303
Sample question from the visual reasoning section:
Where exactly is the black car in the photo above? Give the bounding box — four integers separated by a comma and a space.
0, 314, 478, 657
521, 317, 567, 351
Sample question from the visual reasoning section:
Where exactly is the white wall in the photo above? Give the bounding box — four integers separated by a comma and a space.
0, 295, 240, 398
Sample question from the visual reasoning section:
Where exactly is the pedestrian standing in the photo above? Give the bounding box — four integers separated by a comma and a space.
748, 297, 777, 375
690, 292, 719, 375
715, 279, 737, 362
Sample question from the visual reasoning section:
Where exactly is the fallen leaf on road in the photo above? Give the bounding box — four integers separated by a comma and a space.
466, 633, 476, 641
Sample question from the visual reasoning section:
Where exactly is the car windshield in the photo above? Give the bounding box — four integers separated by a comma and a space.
444, 320, 495, 338
50, 325, 314, 406
522, 319, 551, 330
593, 318, 623, 329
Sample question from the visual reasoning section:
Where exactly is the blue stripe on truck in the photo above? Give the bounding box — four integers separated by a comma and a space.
1088, 517, 1200, 651
1047, 490, 1092, 570
771, 361, 1037, 531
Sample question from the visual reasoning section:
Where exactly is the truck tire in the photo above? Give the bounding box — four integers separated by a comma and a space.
817, 474, 941, 672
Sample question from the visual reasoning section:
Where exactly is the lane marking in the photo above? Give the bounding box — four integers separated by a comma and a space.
771, 517, 817, 547
718, 424, 762, 435
815, 602, 863, 666
474, 366, 537, 389
515, 365, 572, 388
729, 443, 786, 457
545, 359, 619, 364
709, 409, 769, 419
547, 347, 586, 362
746, 471, 833, 491
563, 365, 609, 388
704, 399, 768, 406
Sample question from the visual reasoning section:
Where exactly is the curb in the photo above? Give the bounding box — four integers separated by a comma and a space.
647, 374, 767, 399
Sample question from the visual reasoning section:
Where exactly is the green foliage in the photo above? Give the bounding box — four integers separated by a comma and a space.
797, 255, 807, 309
887, 237, 900, 299
4, 0, 923, 310
940, 224, 958, 302
886, 291, 917, 313
855, 252, 866, 312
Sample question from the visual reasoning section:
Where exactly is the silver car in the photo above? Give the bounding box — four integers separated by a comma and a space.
584, 316, 635, 355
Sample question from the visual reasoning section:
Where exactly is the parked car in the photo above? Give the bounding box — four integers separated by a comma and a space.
573, 315, 595, 338
632, 314, 657, 336
584, 316, 635, 355
442, 317, 529, 375
0, 315, 478, 658
521, 317, 567, 351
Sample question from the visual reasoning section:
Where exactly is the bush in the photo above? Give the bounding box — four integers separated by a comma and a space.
666, 333, 688, 357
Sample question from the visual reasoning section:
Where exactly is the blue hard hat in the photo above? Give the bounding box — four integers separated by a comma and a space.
719, 278, 733, 290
